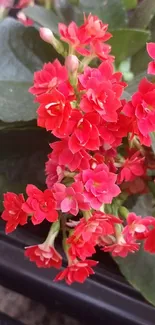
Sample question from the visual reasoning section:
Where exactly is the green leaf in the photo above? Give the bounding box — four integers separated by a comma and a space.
114, 194, 155, 305
0, 81, 37, 123
0, 17, 60, 126
109, 29, 150, 65
116, 246, 155, 305
53, 0, 76, 23
122, 0, 137, 10
131, 47, 149, 76
0, 128, 51, 210
129, 0, 155, 29
79, 0, 128, 28
121, 90, 131, 100
127, 71, 147, 93
23, 5, 59, 34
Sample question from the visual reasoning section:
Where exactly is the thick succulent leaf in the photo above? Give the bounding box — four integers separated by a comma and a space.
109, 29, 150, 65
114, 194, 155, 306
131, 47, 149, 76
122, 0, 137, 10
0, 18, 59, 126
23, 5, 59, 34
53, 0, 76, 23
79, 0, 128, 28
127, 71, 147, 93
0, 81, 37, 123
129, 0, 155, 29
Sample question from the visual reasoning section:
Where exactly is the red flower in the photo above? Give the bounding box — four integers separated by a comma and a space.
91, 41, 114, 62
82, 14, 112, 43
121, 177, 147, 195
68, 111, 100, 153
123, 213, 154, 241
144, 228, 155, 253
1, 193, 28, 234
79, 61, 125, 90
123, 78, 155, 142
17, 12, 33, 26
80, 81, 121, 122
54, 259, 97, 285
117, 151, 145, 184
36, 90, 72, 137
22, 185, 58, 225
102, 234, 139, 257
99, 112, 131, 148
53, 182, 90, 216
59, 14, 112, 59
79, 164, 120, 209
147, 43, 155, 75
67, 212, 121, 260
45, 159, 65, 188
29, 60, 68, 96
50, 139, 91, 172
25, 243, 62, 268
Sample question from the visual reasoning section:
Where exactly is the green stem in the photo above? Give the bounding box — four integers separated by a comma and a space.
45, 0, 51, 9
118, 206, 129, 220
44, 220, 60, 248
83, 210, 92, 221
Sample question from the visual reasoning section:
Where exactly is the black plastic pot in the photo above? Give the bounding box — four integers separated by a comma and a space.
0, 219, 155, 325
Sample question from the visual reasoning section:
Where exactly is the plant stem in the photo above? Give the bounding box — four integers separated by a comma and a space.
45, 0, 52, 9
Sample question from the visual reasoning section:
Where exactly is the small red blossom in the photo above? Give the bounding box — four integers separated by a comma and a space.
67, 212, 121, 260
36, 90, 72, 137
29, 60, 68, 96
79, 62, 125, 122
45, 159, 65, 188
123, 78, 155, 143
78, 163, 120, 209
53, 182, 90, 216
122, 177, 148, 195
147, 43, 155, 75
103, 234, 139, 257
59, 14, 112, 60
123, 213, 154, 241
22, 185, 58, 225
25, 243, 62, 268
117, 151, 145, 184
69, 111, 100, 153
80, 80, 121, 122
54, 259, 98, 285
79, 61, 126, 90
17, 12, 33, 26
50, 139, 91, 172
99, 112, 131, 148
82, 14, 112, 43
1, 193, 28, 234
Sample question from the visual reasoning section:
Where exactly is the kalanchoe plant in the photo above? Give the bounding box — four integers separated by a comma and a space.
2, 13, 155, 286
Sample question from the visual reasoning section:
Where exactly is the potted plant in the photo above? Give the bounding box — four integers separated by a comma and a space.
1, 1, 155, 324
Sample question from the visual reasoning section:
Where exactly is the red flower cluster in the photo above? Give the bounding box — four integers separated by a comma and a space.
59, 14, 113, 61
2, 15, 155, 286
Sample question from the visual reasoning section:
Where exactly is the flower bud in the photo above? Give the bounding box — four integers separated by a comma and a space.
65, 55, 79, 74
40, 27, 53, 44
40, 27, 66, 57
